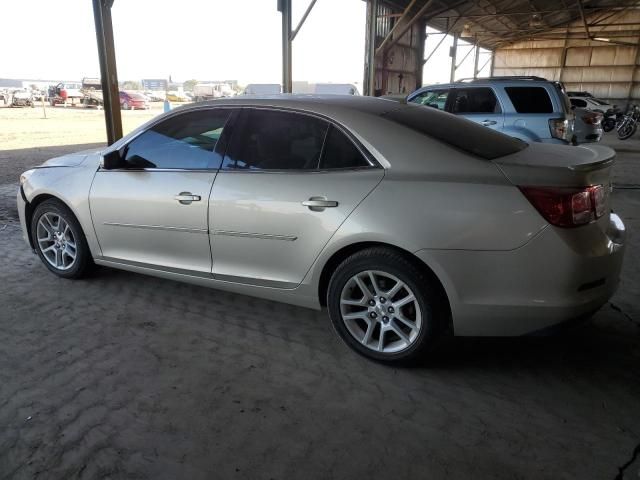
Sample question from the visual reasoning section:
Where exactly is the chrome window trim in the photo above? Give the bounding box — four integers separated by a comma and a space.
97, 168, 218, 173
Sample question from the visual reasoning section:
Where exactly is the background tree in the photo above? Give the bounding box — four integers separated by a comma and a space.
183, 79, 198, 92
121, 80, 142, 90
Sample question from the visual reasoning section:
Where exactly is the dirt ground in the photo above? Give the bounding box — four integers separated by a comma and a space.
0, 105, 639, 480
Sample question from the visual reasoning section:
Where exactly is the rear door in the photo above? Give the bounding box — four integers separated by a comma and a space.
209, 108, 384, 288
448, 87, 504, 131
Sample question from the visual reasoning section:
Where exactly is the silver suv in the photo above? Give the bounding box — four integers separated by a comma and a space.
407, 76, 575, 144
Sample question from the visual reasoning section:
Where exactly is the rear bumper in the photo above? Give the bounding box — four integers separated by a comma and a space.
415, 213, 626, 336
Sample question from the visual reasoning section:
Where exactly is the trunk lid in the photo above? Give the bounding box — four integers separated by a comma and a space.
493, 142, 614, 188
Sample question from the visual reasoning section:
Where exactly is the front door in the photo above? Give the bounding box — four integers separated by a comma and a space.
209, 108, 384, 288
90, 108, 233, 274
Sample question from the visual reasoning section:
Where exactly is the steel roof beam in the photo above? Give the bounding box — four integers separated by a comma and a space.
376, 0, 467, 56
290, 0, 318, 41
375, 0, 420, 55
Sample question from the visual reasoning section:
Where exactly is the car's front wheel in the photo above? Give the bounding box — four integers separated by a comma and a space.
31, 199, 93, 279
327, 247, 447, 363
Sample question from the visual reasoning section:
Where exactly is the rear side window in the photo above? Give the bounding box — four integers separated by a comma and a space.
320, 126, 370, 169
451, 88, 500, 114
124, 109, 231, 169
225, 109, 329, 170
505, 87, 553, 113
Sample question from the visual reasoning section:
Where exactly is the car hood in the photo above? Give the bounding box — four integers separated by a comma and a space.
39, 146, 105, 168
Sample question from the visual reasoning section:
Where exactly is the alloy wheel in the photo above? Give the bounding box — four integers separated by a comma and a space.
36, 212, 77, 271
340, 270, 422, 353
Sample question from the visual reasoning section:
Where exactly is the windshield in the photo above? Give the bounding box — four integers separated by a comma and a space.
381, 103, 527, 160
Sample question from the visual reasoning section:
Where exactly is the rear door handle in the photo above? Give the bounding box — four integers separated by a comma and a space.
302, 197, 339, 211
480, 120, 497, 126
175, 192, 201, 205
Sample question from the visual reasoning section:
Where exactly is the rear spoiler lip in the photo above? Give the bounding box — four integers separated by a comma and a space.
569, 144, 616, 172
569, 155, 615, 171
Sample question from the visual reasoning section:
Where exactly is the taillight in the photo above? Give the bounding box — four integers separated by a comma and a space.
549, 118, 569, 140
582, 113, 602, 125
519, 185, 607, 228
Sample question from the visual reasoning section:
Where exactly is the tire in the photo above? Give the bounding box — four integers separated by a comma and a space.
617, 121, 637, 140
327, 247, 448, 363
31, 199, 93, 279
122, 101, 129, 110
602, 119, 615, 133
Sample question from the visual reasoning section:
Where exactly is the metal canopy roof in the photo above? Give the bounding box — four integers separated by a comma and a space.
382, 0, 640, 49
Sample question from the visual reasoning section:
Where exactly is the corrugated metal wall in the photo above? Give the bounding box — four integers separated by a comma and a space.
493, 10, 640, 106
366, 1, 425, 96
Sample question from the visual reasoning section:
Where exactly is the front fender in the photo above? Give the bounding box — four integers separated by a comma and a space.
22, 163, 102, 258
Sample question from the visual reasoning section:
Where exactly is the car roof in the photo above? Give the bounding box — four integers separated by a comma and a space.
415, 79, 558, 90
174, 94, 403, 116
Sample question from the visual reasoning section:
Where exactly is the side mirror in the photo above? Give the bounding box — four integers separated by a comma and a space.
102, 150, 125, 170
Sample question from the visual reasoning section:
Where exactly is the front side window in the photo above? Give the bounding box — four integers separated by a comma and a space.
450, 88, 500, 114
505, 86, 553, 113
123, 109, 231, 169
409, 89, 449, 110
225, 109, 328, 170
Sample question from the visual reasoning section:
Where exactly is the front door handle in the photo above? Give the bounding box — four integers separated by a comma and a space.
175, 192, 201, 205
480, 120, 497, 126
302, 197, 339, 211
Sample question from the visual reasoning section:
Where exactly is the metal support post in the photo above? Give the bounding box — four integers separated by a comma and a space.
449, 33, 458, 82
278, 0, 293, 93
365, 0, 378, 96
473, 40, 480, 78
92, 0, 122, 145
490, 50, 495, 76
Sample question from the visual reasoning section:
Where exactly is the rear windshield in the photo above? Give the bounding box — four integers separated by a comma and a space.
505, 86, 553, 113
381, 103, 527, 160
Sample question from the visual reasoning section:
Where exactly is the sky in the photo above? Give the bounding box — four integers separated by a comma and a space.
1, 0, 490, 88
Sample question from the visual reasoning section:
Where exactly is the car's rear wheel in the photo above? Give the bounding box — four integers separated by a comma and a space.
327, 247, 447, 363
31, 199, 92, 279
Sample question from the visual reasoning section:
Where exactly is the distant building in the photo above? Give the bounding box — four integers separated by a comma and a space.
141, 79, 168, 91
0, 78, 81, 90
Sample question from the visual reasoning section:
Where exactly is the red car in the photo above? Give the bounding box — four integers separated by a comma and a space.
119, 91, 149, 110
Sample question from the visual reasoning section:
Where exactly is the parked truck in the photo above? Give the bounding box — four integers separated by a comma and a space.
193, 83, 235, 102
48, 82, 84, 106
80, 78, 104, 107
